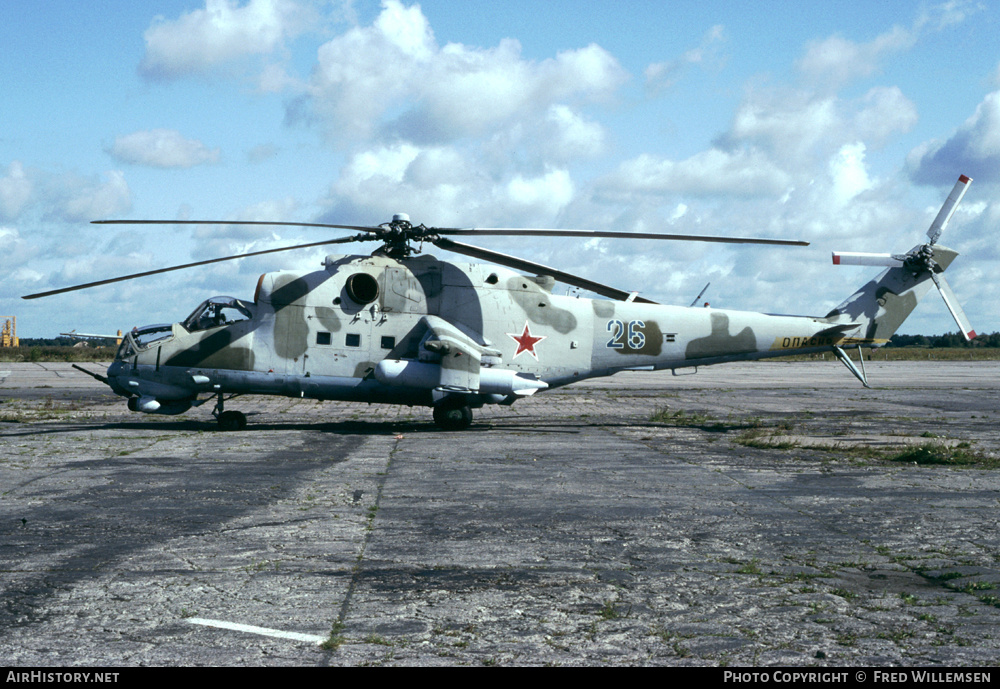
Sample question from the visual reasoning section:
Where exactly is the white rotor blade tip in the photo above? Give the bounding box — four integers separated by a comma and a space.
927, 174, 972, 244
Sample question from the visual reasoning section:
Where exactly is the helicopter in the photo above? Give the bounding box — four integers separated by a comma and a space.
24, 175, 976, 431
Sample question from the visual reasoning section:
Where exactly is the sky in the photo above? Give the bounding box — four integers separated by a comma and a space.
3, 0, 1000, 339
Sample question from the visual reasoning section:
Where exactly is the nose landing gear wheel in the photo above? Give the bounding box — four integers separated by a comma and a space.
217, 410, 247, 431
433, 402, 473, 430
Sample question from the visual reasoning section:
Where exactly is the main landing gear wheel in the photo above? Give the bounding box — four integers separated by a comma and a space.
217, 410, 247, 431
433, 402, 473, 431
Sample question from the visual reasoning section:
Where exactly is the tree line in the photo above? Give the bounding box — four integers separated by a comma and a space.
889, 332, 1000, 348
18, 337, 119, 347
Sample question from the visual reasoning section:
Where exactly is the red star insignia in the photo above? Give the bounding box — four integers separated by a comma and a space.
507, 322, 546, 360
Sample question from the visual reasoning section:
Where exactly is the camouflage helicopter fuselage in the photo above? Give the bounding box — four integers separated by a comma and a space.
104, 244, 955, 428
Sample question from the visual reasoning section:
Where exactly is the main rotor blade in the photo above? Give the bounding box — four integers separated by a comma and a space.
93, 219, 381, 233
929, 271, 977, 341
22, 235, 366, 300
433, 237, 658, 304
927, 174, 971, 245
435, 227, 809, 246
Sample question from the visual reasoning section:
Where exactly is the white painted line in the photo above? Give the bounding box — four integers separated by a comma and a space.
187, 617, 328, 644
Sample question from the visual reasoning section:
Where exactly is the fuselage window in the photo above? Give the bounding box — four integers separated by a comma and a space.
346, 333, 361, 347
316, 332, 332, 346
380, 336, 395, 350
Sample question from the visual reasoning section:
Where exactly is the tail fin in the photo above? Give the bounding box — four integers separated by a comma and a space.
825, 175, 976, 344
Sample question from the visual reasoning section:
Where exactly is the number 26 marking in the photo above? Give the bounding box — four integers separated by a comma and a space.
606, 319, 645, 350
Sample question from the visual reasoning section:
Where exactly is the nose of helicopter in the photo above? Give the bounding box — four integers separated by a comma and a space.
105, 360, 131, 397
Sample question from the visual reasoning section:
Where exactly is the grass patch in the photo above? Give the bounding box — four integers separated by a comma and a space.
768, 347, 1000, 362
735, 559, 764, 575
598, 600, 620, 620
887, 444, 1000, 469
733, 428, 800, 450
0, 346, 117, 363
731, 430, 999, 469
321, 622, 347, 651
957, 581, 995, 594
651, 407, 763, 432
926, 571, 965, 583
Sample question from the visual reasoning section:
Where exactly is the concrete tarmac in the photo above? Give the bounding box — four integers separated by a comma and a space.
2, 360, 1000, 666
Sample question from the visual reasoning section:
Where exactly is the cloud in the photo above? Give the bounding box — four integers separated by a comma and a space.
723, 92, 839, 161
323, 143, 475, 226
246, 143, 279, 163
908, 90, 1000, 186
505, 169, 574, 218
187, 197, 303, 266
828, 142, 874, 207
539, 105, 607, 161
717, 85, 916, 165
0, 163, 132, 223
318, 140, 580, 229
796, 26, 914, 90
599, 147, 792, 200
0, 162, 32, 220
139, 0, 312, 80
852, 86, 918, 145
795, 2, 981, 92
914, 0, 982, 32
645, 25, 725, 95
108, 130, 221, 168
302, 1, 627, 144
0, 226, 40, 272
52, 171, 132, 222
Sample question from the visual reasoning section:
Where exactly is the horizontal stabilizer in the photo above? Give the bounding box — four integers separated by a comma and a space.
814, 322, 863, 337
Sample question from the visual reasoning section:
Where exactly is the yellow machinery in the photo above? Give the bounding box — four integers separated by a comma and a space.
1, 316, 18, 347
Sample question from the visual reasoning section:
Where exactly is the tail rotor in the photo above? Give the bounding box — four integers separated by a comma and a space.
831, 175, 976, 341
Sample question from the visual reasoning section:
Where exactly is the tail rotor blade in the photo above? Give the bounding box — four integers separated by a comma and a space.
930, 271, 977, 341
832, 252, 904, 267
927, 175, 972, 244
689, 282, 710, 308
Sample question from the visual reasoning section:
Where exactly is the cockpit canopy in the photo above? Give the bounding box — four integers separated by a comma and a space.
115, 322, 174, 359
113, 297, 254, 361
182, 296, 254, 333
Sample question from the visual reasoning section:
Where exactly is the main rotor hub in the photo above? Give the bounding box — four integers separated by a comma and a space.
376, 213, 434, 258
